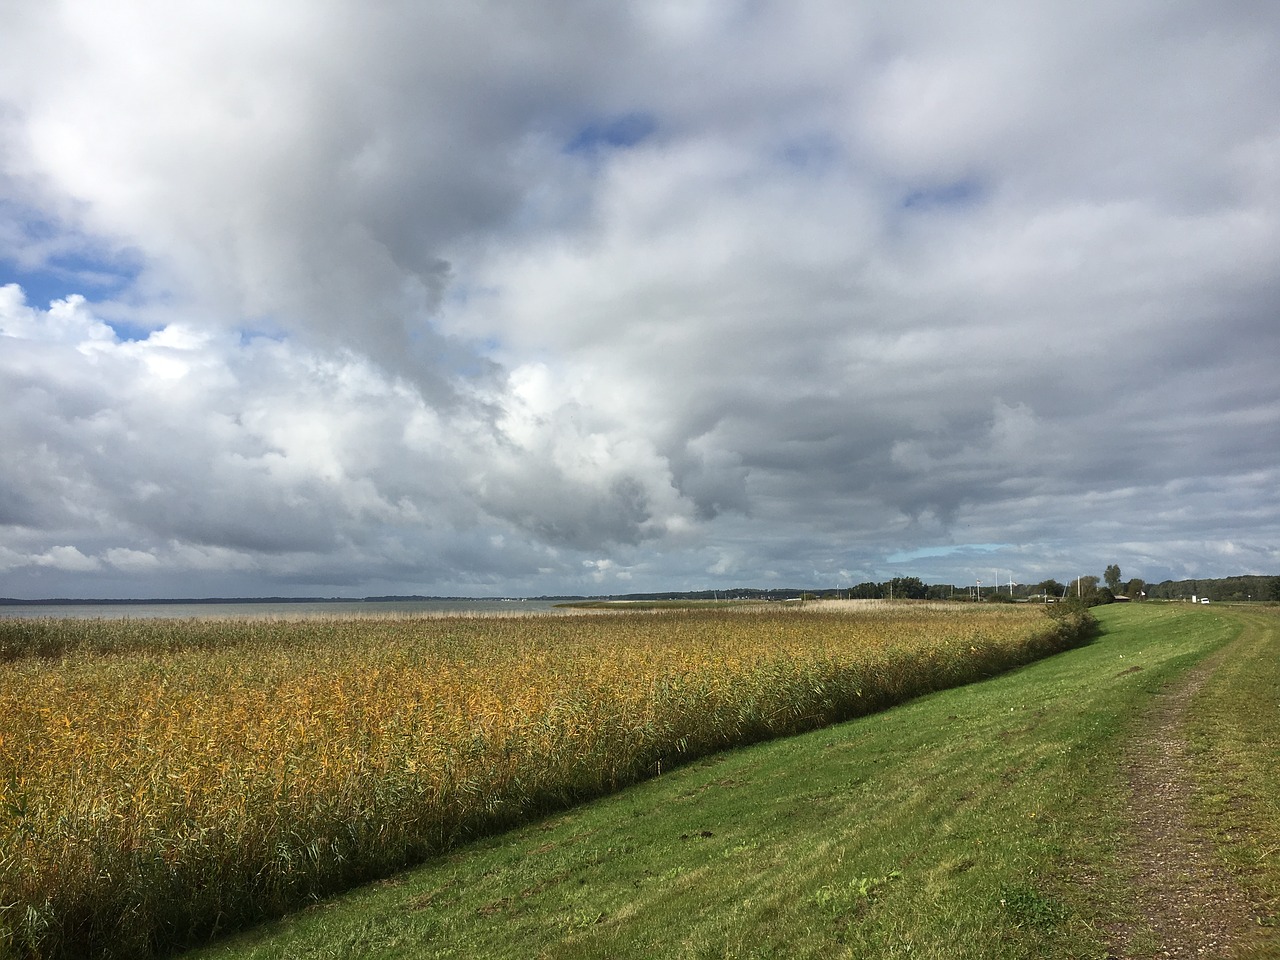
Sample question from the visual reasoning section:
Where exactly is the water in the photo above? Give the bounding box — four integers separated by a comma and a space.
0, 599, 568, 620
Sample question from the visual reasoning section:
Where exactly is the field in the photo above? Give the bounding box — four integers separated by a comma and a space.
0, 603, 1090, 959
184, 603, 1280, 960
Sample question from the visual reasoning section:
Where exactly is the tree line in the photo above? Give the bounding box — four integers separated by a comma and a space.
812, 569, 1280, 606
599, 571, 1280, 605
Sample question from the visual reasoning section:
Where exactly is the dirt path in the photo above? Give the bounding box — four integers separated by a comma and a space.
1106, 643, 1262, 959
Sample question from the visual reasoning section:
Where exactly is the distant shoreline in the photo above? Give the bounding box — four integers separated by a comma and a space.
4, 575, 1274, 607
0, 596, 565, 606
0, 589, 801, 605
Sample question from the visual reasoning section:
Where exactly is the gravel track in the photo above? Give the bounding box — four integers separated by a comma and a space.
1106, 641, 1265, 959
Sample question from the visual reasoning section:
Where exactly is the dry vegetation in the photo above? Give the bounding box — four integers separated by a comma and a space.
0, 603, 1091, 959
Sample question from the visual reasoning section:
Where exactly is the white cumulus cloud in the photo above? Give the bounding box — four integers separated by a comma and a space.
2, 1, 1279, 598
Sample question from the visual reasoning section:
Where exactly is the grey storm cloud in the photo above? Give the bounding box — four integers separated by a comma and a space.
2, 0, 1279, 598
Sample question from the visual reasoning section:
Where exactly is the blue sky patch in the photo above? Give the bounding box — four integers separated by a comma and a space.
776, 132, 842, 174
3, 257, 136, 308
1, 202, 143, 309
1, 248, 142, 311
887, 542, 1009, 563
901, 178, 984, 211
564, 112, 658, 155
103, 318, 154, 342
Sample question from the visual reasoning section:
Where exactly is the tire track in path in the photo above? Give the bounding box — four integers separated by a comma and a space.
1105, 638, 1265, 959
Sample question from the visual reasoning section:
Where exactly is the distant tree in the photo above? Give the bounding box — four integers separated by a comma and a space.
1124, 578, 1146, 599
1068, 576, 1100, 600
887, 576, 927, 600
1269, 578, 1280, 602
1038, 578, 1065, 599
1104, 564, 1122, 593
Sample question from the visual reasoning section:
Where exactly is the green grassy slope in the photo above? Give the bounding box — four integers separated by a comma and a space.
185, 604, 1278, 960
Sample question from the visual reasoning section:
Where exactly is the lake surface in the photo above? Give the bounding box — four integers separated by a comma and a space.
0, 599, 568, 620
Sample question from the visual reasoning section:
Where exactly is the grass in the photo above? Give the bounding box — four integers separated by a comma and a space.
555, 600, 763, 610
0, 604, 1088, 959
183, 602, 1280, 959
1181, 607, 1280, 957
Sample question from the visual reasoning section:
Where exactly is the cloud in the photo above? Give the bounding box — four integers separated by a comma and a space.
31, 545, 99, 572
0, 286, 697, 594
2, 2, 1279, 598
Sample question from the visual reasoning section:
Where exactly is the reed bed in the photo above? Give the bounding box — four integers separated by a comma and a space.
0, 604, 1092, 959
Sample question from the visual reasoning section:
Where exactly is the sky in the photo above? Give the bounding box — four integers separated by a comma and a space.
2, 1, 1279, 599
